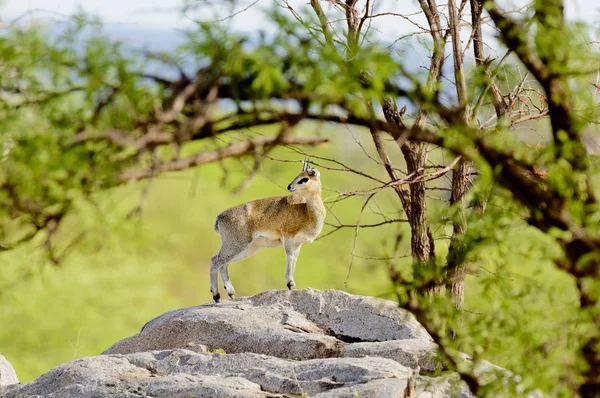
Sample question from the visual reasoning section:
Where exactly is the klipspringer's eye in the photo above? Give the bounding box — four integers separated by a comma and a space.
298, 177, 309, 184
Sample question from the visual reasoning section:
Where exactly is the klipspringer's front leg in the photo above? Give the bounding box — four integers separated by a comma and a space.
283, 238, 301, 290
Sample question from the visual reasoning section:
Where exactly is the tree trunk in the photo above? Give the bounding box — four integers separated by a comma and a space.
444, 0, 472, 308
380, 100, 442, 294
445, 159, 471, 308
380, 0, 446, 294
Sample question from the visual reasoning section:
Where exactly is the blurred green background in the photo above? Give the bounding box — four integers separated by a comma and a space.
0, 124, 396, 381
0, 121, 581, 387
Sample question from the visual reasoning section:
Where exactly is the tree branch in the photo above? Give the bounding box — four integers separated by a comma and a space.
310, 0, 334, 45
120, 134, 328, 181
486, 1, 588, 171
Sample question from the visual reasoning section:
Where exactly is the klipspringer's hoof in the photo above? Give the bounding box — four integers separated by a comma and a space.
213, 292, 221, 303
287, 281, 296, 290
224, 285, 235, 299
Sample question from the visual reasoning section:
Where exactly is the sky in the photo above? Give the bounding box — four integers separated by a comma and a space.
0, 0, 597, 62
1, 0, 597, 142
2, 0, 598, 32
2, 0, 189, 28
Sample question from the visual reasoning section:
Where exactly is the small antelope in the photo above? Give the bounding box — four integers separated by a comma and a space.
210, 159, 325, 302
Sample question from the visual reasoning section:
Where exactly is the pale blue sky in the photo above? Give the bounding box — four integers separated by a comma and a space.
2, 0, 598, 31
1, 0, 597, 59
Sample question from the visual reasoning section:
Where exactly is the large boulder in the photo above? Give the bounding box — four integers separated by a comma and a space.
0, 354, 19, 388
4, 349, 472, 398
6, 289, 486, 397
103, 288, 437, 370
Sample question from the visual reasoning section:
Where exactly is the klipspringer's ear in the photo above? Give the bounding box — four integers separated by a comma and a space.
308, 168, 320, 178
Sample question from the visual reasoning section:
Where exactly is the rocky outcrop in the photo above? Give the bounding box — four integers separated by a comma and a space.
103, 289, 436, 369
4, 349, 473, 398
5, 289, 483, 397
0, 354, 19, 388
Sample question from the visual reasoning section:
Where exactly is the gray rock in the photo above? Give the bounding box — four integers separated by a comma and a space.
5, 349, 469, 398
313, 376, 474, 398
6, 289, 490, 398
344, 339, 440, 371
104, 288, 432, 366
457, 352, 513, 381
0, 354, 19, 387
4, 351, 267, 398
251, 288, 432, 341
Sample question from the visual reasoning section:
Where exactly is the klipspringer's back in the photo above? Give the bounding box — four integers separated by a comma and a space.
215, 194, 322, 239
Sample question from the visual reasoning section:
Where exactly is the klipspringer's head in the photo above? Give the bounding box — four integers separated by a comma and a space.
287, 158, 321, 195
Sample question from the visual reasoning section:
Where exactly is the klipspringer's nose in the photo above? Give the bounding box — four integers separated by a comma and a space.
287, 184, 292, 191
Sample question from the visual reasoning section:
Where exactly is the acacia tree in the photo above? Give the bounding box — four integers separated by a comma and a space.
1, 0, 599, 395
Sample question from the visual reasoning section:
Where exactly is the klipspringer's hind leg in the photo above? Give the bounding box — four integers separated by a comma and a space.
210, 255, 221, 303
219, 242, 261, 299
211, 246, 244, 302
220, 264, 235, 299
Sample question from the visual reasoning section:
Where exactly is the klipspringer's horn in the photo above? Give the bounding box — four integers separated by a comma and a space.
302, 157, 309, 171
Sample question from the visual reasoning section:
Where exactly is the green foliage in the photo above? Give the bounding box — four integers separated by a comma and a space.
0, 3, 599, 396
0, 19, 163, 254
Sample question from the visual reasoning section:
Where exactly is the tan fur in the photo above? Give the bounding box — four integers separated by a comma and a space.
210, 162, 325, 302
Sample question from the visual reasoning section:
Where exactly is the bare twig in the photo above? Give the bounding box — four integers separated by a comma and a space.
319, 218, 409, 240
345, 192, 377, 287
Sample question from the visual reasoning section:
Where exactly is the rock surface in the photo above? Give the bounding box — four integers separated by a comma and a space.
5, 349, 471, 398
104, 288, 435, 369
0, 354, 19, 387
6, 289, 480, 397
